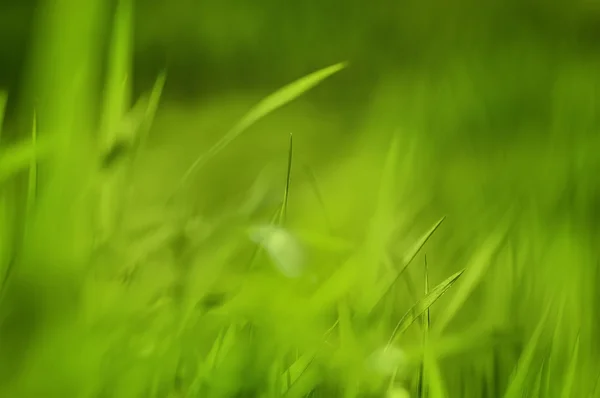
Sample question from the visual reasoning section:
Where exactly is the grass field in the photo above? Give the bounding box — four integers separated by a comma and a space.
0, 1, 599, 397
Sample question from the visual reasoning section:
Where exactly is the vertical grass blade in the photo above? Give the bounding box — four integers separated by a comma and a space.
135, 72, 166, 152
387, 269, 464, 348
25, 112, 38, 225
418, 255, 431, 398
97, 0, 133, 240
277, 133, 294, 226
422, 345, 446, 398
367, 217, 446, 314
1, 0, 110, 395
100, 0, 132, 143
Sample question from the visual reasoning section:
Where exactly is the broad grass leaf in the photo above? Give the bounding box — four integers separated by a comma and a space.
178, 62, 347, 187
503, 301, 552, 398
404, 323, 498, 363
545, 294, 567, 395
366, 133, 400, 256
282, 352, 316, 394
0, 137, 55, 184
359, 134, 401, 304
435, 227, 507, 335
387, 269, 464, 347
295, 229, 353, 253
282, 365, 322, 398
309, 253, 362, 312
189, 325, 239, 395
100, 0, 133, 143
423, 344, 446, 398
560, 335, 580, 398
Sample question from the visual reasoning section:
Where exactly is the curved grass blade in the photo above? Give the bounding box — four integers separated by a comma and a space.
367, 217, 446, 314
176, 62, 347, 191
386, 269, 464, 349
434, 226, 507, 335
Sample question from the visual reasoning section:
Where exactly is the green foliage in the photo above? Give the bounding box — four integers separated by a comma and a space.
0, 0, 598, 397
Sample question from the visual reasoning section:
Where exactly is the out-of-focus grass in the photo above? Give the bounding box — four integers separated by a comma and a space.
0, 0, 599, 397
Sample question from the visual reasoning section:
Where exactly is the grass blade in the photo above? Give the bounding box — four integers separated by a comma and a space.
277, 133, 294, 226
387, 269, 465, 348
503, 301, 552, 398
529, 359, 545, 398
422, 344, 447, 398
0, 137, 55, 184
136, 72, 166, 149
418, 255, 431, 398
100, 0, 132, 143
434, 227, 507, 335
177, 62, 347, 189
368, 217, 446, 313
560, 334, 580, 398
26, 112, 38, 220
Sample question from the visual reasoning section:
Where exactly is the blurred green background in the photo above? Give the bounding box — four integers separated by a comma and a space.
1, 0, 600, 397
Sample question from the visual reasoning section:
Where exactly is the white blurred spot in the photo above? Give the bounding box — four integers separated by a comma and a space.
248, 224, 304, 278
387, 386, 410, 398
367, 345, 407, 375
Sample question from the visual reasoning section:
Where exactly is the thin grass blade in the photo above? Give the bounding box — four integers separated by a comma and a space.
177, 62, 347, 188
277, 133, 294, 226
25, 112, 38, 222
368, 217, 446, 313
387, 269, 464, 348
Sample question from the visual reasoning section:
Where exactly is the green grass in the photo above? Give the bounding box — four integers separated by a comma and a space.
0, 1, 599, 397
